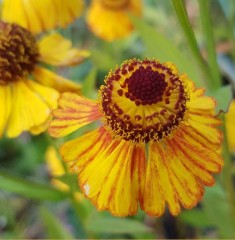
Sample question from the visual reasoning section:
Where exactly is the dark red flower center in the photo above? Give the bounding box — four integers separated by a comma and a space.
126, 66, 168, 105
99, 59, 188, 143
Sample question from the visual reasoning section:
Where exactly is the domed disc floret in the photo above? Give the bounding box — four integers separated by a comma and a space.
99, 59, 189, 143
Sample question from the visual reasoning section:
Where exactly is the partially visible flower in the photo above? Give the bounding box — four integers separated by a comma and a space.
0, 21, 89, 138
225, 99, 235, 154
86, 0, 142, 41
45, 146, 69, 191
49, 59, 223, 217
2, 0, 84, 34
45, 146, 84, 202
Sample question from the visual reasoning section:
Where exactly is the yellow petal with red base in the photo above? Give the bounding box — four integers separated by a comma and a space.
38, 33, 89, 66
78, 139, 146, 216
2, 0, 84, 34
6, 80, 58, 138
34, 66, 81, 94
0, 85, 12, 137
49, 93, 102, 137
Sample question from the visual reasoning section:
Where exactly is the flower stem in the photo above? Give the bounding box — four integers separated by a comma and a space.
171, 0, 212, 87
198, 0, 222, 90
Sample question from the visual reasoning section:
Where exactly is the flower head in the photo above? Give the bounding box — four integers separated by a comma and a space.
2, 0, 84, 34
86, 0, 142, 41
0, 21, 89, 138
49, 59, 223, 217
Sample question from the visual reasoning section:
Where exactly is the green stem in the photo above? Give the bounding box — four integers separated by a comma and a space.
171, 0, 212, 87
199, 0, 222, 90
226, 0, 235, 60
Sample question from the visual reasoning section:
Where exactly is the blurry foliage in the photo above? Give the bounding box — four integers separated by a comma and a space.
1, 0, 235, 239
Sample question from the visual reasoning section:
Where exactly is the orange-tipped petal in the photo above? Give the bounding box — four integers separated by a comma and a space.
142, 142, 180, 217
78, 139, 146, 216
49, 93, 102, 137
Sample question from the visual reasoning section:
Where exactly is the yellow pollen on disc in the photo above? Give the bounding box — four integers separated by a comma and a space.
100, 0, 130, 9
99, 59, 189, 143
0, 21, 39, 85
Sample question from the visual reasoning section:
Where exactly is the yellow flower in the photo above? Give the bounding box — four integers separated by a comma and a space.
49, 59, 223, 217
45, 146, 69, 192
0, 21, 89, 138
2, 0, 84, 34
225, 99, 235, 154
86, 0, 142, 41
45, 146, 84, 202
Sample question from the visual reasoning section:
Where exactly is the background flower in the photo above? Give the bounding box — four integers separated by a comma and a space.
0, 21, 89, 138
2, 0, 84, 34
86, 0, 142, 41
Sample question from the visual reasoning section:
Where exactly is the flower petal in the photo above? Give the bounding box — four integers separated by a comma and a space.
6, 80, 58, 137
33, 66, 81, 93
49, 93, 102, 137
26, 79, 59, 110
61, 127, 112, 170
226, 100, 235, 152
188, 96, 216, 110
86, 0, 142, 41
78, 139, 146, 216
2, 0, 84, 34
174, 128, 223, 173
186, 111, 222, 149
170, 134, 223, 186
38, 33, 89, 66
0, 85, 12, 137
142, 142, 180, 217
158, 140, 204, 211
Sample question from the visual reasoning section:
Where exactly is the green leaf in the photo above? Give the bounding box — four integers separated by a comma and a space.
179, 209, 210, 228
91, 48, 117, 72
198, 0, 221, 90
40, 207, 74, 239
203, 184, 235, 238
131, 15, 204, 87
0, 170, 67, 201
56, 173, 79, 192
86, 217, 152, 234
82, 67, 97, 98
207, 85, 233, 113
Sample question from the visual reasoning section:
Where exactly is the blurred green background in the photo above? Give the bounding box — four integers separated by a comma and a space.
1, 0, 235, 238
